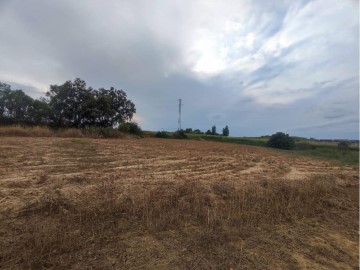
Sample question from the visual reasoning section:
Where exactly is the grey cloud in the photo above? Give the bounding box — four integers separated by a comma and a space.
0, 0, 358, 139
246, 60, 294, 88
290, 118, 359, 132
323, 112, 347, 120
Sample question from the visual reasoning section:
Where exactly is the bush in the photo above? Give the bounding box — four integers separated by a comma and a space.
266, 132, 295, 150
155, 131, 171, 138
173, 129, 187, 139
128, 122, 142, 135
118, 122, 142, 135
118, 122, 130, 133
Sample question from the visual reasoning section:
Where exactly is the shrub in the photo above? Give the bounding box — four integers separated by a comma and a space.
128, 122, 142, 135
119, 122, 142, 135
155, 131, 171, 138
173, 129, 187, 139
266, 132, 295, 150
118, 122, 130, 133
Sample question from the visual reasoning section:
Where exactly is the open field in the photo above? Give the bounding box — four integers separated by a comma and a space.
184, 133, 359, 165
0, 137, 358, 269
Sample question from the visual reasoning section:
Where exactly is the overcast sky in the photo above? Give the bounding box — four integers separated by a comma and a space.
0, 0, 358, 139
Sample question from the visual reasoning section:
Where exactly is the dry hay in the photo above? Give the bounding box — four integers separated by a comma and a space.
0, 137, 358, 269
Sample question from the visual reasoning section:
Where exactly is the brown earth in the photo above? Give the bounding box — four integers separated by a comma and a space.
0, 137, 358, 269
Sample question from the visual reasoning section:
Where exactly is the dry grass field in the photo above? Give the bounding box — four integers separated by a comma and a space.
0, 137, 358, 269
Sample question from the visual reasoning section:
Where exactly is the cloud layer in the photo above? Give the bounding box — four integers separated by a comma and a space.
0, 0, 358, 138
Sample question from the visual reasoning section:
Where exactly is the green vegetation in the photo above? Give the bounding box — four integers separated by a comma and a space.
211, 125, 217, 135
266, 132, 295, 150
173, 129, 187, 139
155, 131, 172, 138
0, 82, 48, 126
183, 125, 229, 136
118, 122, 142, 135
338, 141, 350, 151
155, 130, 187, 139
184, 133, 358, 165
222, 125, 229, 136
186, 133, 267, 146
0, 79, 137, 129
289, 143, 359, 165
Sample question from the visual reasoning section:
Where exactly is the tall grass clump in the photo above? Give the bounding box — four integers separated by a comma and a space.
0, 125, 53, 137
132, 176, 343, 230
81, 126, 125, 138
0, 125, 131, 139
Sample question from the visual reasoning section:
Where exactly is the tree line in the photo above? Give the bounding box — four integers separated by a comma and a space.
0, 78, 136, 128
184, 125, 230, 136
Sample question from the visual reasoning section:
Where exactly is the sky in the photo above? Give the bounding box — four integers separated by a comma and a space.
0, 0, 358, 139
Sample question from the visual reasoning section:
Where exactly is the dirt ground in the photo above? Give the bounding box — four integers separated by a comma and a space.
0, 137, 358, 269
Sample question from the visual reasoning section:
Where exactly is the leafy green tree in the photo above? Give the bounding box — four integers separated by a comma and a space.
211, 125, 216, 135
205, 129, 212, 135
222, 125, 229, 136
0, 79, 136, 128
46, 78, 136, 128
29, 98, 51, 125
7, 90, 33, 120
46, 79, 87, 127
0, 83, 11, 118
0, 83, 34, 124
266, 132, 295, 150
95, 87, 136, 127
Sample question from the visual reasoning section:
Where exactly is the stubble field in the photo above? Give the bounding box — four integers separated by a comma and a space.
0, 137, 358, 269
